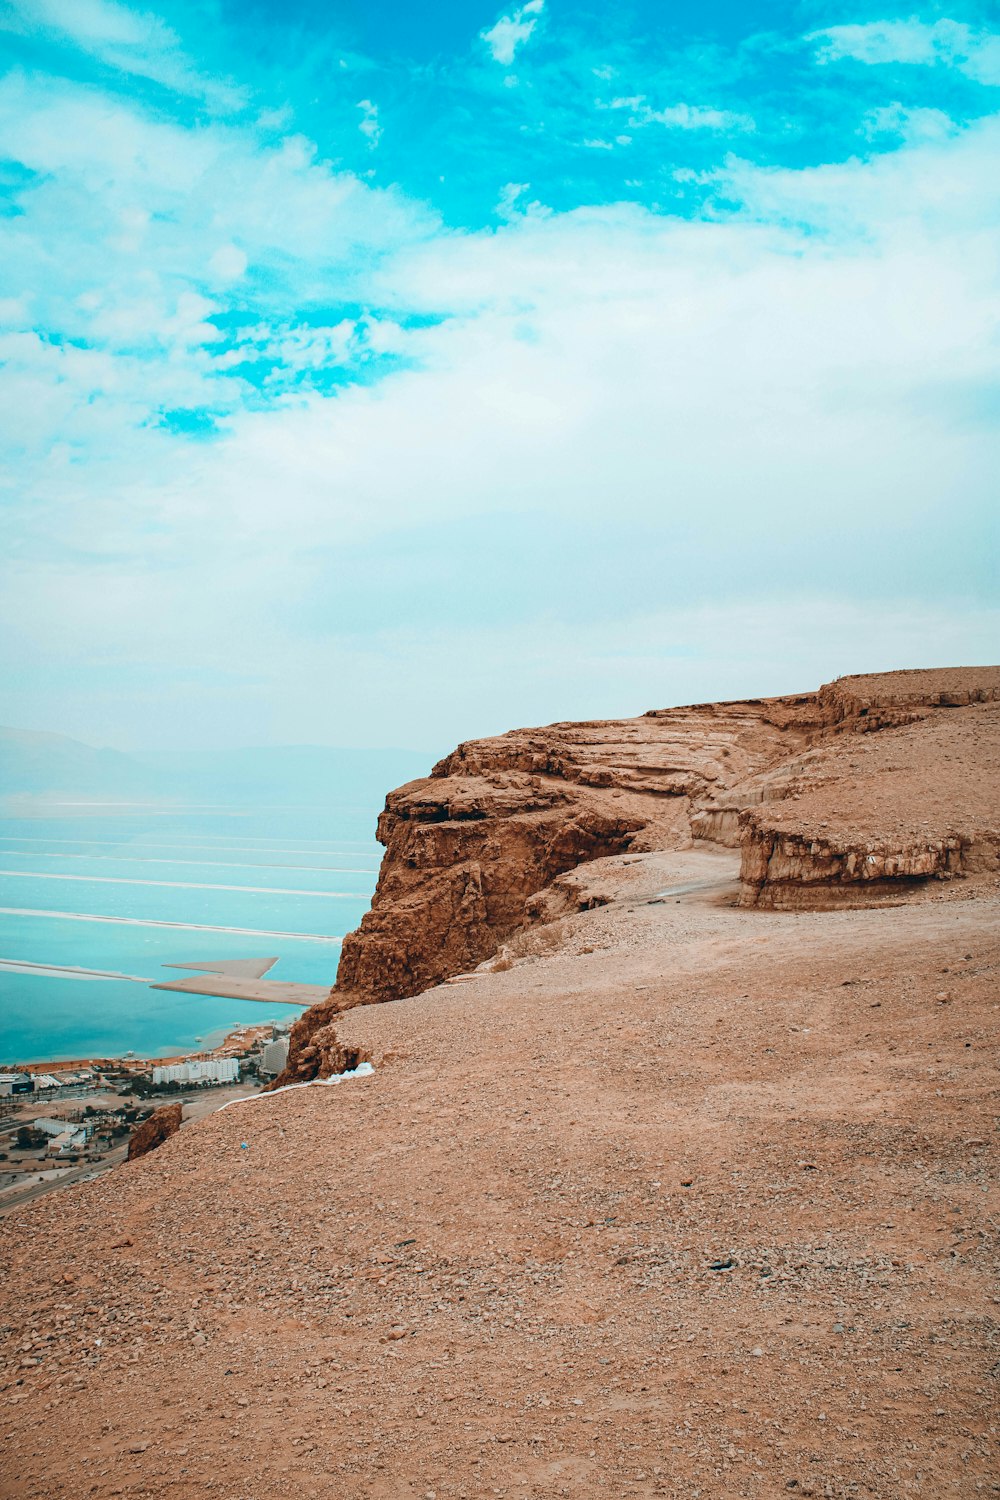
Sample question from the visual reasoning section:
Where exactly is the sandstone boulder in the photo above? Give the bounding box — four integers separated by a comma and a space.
127, 1103, 182, 1161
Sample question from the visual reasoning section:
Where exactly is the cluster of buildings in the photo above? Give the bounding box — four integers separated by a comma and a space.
1, 1069, 97, 1098
149, 1030, 289, 1085
151, 1057, 240, 1086
3, 1020, 293, 1111
30, 1117, 92, 1157
0, 1025, 298, 1194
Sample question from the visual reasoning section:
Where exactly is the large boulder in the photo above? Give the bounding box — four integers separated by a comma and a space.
127, 1103, 182, 1161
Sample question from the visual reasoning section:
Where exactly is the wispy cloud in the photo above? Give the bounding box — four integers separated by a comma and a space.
0, 0, 246, 109
481, 0, 544, 67
0, 69, 437, 441
605, 95, 755, 133
809, 19, 1000, 87
861, 102, 957, 143
494, 180, 550, 220
357, 98, 381, 148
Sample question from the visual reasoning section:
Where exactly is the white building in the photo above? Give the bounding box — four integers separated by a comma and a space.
47, 1127, 88, 1157
151, 1058, 240, 1087
33, 1117, 93, 1142
260, 1038, 289, 1076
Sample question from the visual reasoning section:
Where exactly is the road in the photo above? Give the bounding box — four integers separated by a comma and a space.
0, 1081, 265, 1217
0, 1146, 129, 1218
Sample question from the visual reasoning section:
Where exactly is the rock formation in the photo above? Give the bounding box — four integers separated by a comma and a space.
735, 671, 1000, 908
279, 666, 999, 1082
126, 1103, 183, 1161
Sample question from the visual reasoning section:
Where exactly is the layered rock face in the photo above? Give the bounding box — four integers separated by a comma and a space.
280, 666, 999, 1081
735, 670, 1000, 908
337, 696, 834, 1001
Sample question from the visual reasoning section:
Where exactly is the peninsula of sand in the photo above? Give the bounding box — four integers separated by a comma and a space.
2, 666, 998, 1500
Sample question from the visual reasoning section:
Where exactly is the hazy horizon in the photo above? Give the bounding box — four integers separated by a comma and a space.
0, 722, 441, 757
4, 644, 1000, 757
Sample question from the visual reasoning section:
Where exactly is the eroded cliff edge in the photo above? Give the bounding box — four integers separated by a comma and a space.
279, 666, 999, 1082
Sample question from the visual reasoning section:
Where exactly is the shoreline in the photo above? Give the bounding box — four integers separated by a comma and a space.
6, 1018, 283, 1075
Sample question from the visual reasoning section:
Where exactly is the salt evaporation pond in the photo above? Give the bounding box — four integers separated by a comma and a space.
0, 806, 380, 1064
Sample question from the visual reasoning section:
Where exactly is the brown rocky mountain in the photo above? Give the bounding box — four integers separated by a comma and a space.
279, 666, 999, 1083
2, 665, 998, 1500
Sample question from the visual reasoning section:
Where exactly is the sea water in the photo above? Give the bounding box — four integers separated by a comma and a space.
0, 805, 381, 1064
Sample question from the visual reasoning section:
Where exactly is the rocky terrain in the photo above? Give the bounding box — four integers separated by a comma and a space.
1, 666, 998, 1500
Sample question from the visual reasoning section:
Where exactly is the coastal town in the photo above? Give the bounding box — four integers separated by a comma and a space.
0, 1021, 293, 1215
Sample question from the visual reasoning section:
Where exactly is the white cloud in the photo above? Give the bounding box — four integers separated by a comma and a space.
810, 19, 1000, 87
481, 0, 544, 67
0, 0, 246, 110
650, 103, 754, 131
357, 99, 381, 148
0, 295, 31, 327
208, 243, 248, 282
861, 102, 956, 142
211, 317, 367, 376
717, 113, 1000, 238
0, 70, 437, 415
0, 64, 997, 748
494, 181, 551, 221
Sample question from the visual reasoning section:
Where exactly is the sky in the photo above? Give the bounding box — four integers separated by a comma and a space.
0, 0, 997, 753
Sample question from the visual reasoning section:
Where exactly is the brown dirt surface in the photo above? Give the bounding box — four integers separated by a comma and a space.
2, 669, 999, 1500
739, 708, 1000, 845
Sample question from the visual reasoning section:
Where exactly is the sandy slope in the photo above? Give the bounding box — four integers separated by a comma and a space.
2, 846, 997, 1500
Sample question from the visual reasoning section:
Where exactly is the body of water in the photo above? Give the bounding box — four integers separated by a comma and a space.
0, 804, 380, 1064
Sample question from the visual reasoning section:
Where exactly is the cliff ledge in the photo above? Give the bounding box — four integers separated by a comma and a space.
281, 665, 999, 1082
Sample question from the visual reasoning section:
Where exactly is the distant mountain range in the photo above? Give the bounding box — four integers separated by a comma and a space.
0, 726, 434, 809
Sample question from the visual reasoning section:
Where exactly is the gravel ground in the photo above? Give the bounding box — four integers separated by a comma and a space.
1, 850, 998, 1500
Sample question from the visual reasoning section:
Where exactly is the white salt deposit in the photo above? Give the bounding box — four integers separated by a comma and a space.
215, 1061, 375, 1113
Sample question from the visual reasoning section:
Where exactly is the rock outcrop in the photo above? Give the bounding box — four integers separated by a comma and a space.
735, 673, 1000, 908
278, 699, 818, 1081
279, 666, 1000, 1082
127, 1103, 182, 1161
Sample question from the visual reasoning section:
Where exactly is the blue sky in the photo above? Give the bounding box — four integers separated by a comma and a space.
0, 0, 997, 752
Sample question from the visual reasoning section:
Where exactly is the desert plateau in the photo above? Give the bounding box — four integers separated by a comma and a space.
2, 666, 999, 1500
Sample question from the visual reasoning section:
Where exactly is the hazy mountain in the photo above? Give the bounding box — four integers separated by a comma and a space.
0, 726, 166, 798
0, 727, 433, 808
